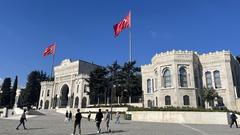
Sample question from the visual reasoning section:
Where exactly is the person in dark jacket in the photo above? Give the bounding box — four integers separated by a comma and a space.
69, 111, 72, 122
95, 109, 103, 133
71, 109, 82, 135
16, 109, 27, 130
65, 110, 69, 122
230, 112, 238, 128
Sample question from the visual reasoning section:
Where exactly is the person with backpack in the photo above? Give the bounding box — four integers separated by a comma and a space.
69, 111, 72, 122
71, 109, 82, 135
230, 112, 238, 128
65, 110, 69, 123
95, 109, 103, 133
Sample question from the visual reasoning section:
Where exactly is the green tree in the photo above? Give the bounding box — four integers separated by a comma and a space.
0, 78, 11, 108
107, 61, 121, 103
86, 67, 108, 105
120, 61, 142, 103
18, 71, 50, 108
87, 61, 142, 105
9, 76, 18, 108
200, 87, 218, 108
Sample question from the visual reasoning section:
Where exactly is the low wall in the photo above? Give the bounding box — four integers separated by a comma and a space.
80, 107, 128, 113
56, 108, 123, 120
56, 107, 128, 114
129, 111, 234, 125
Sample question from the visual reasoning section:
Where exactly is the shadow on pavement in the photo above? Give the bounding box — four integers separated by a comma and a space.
26, 127, 45, 130
118, 123, 130, 125
84, 130, 126, 135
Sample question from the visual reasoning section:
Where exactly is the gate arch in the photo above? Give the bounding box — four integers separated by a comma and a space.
60, 84, 69, 108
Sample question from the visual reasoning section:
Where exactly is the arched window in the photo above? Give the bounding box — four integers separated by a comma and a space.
205, 71, 212, 88
156, 97, 158, 106
47, 90, 50, 97
147, 79, 152, 93
147, 100, 152, 107
155, 78, 158, 90
179, 67, 188, 87
163, 69, 171, 88
183, 95, 190, 105
84, 85, 87, 93
152, 79, 154, 92
74, 97, 79, 108
214, 70, 221, 89
77, 85, 79, 93
165, 95, 171, 105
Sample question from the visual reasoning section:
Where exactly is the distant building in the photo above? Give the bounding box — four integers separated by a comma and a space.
38, 59, 99, 109
142, 50, 240, 111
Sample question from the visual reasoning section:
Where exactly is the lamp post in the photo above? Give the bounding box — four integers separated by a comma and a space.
110, 84, 115, 120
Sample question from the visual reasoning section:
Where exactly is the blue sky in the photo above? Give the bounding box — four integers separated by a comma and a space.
0, 0, 240, 86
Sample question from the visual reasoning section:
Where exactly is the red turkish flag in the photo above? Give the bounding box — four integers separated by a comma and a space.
43, 43, 56, 56
113, 11, 131, 37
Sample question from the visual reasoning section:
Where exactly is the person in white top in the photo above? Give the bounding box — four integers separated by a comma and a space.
115, 112, 120, 124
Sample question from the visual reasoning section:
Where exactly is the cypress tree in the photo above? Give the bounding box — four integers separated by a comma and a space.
0, 78, 11, 108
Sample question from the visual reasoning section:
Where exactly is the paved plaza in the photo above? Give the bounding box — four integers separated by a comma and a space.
0, 110, 240, 135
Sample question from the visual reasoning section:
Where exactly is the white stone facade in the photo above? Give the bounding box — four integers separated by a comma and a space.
38, 59, 99, 109
142, 50, 240, 111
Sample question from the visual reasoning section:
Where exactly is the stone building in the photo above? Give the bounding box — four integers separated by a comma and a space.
142, 50, 240, 111
38, 59, 99, 109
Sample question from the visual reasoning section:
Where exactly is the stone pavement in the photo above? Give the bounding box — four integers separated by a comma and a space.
0, 110, 240, 135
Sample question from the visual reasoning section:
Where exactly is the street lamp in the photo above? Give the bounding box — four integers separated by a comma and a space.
110, 84, 116, 120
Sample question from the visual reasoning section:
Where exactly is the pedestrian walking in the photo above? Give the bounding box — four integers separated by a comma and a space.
104, 109, 111, 132
71, 109, 82, 135
230, 112, 238, 128
65, 110, 69, 123
95, 109, 103, 133
16, 109, 27, 130
69, 111, 72, 122
115, 112, 120, 124
87, 111, 91, 122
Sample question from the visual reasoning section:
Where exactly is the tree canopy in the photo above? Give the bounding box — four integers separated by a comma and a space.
17, 71, 51, 108
0, 78, 11, 108
87, 61, 142, 105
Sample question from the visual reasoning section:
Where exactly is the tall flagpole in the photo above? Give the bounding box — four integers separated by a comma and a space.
50, 53, 55, 79
129, 10, 132, 62
50, 43, 56, 79
129, 29, 132, 62
50, 43, 56, 109
128, 11, 132, 103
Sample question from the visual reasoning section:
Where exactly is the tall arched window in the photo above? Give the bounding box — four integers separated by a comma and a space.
179, 67, 188, 87
183, 95, 190, 105
47, 90, 50, 97
147, 79, 152, 93
163, 69, 171, 88
147, 100, 152, 107
155, 78, 158, 90
152, 79, 154, 92
214, 70, 221, 89
165, 95, 171, 105
156, 97, 158, 106
74, 97, 79, 108
205, 71, 212, 88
